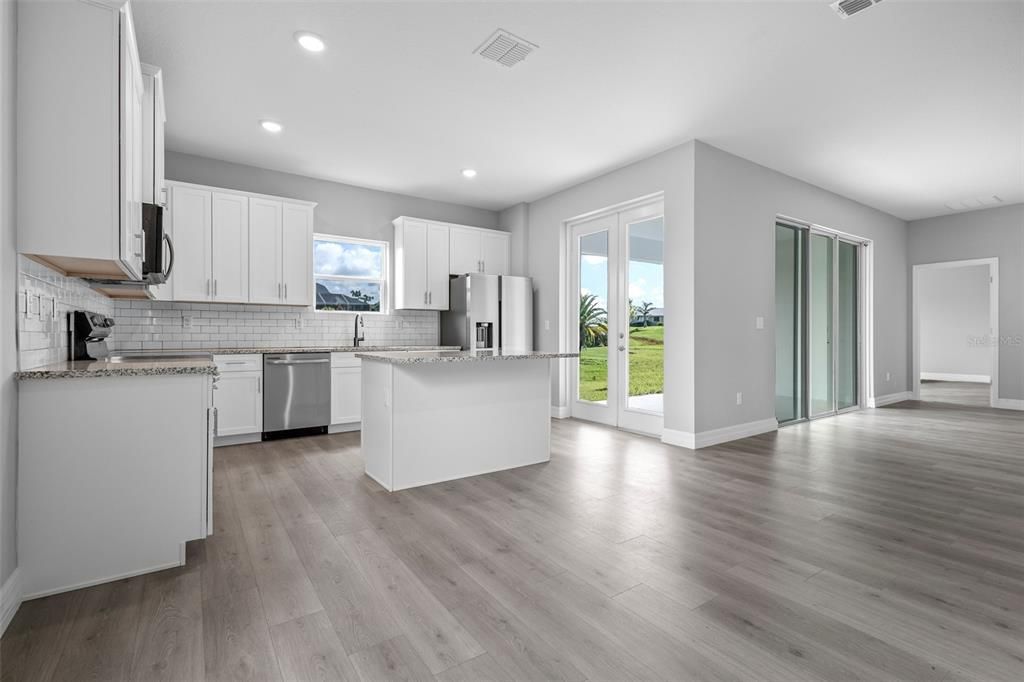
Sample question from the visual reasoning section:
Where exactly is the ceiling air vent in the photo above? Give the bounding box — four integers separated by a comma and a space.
943, 196, 1004, 212
474, 29, 538, 68
831, 0, 883, 19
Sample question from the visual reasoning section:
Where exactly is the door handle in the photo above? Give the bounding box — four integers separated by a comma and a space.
161, 234, 175, 279
266, 358, 329, 365
618, 345, 625, 351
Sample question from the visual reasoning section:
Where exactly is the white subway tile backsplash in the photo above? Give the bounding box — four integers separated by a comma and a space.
18, 257, 442, 369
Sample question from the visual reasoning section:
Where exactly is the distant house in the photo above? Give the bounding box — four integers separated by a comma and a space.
316, 283, 374, 311
632, 307, 664, 325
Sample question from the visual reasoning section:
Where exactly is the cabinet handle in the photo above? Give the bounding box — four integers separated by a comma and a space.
423, 291, 427, 305
278, 283, 281, 298
206, 278, 211, 296
214, 279, 218, 296
284, 283, 288, 300
428, 291, 432, 305
257, 376, 261, 393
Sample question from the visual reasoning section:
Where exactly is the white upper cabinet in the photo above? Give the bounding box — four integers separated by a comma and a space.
211, 193, 250, 302
480, 231, 510, 275
282, 203, 314, 305
141, 64, 167, 207
394, 217, 449, 310
395, 217, 510, 309
449, 228, 482, 275
168, 185, 213, 302
449, 225, 510, 275
166, 182, 314, 306
18, 0, 146, 280
248, 198, 283, 304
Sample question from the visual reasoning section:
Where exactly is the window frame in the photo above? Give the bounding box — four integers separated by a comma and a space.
312, 233, 390, 315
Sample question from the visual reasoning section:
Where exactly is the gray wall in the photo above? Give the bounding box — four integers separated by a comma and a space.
166, 152, 500, 241
908, 204, 1024, 401
919, 265, 991, 379
693, 142, 909, 431
1, 0, 18, 584
523, 142, 696, 432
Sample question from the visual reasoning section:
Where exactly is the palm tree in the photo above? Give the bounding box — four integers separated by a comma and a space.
579, 293, 608, 349
638, 301, 655, 327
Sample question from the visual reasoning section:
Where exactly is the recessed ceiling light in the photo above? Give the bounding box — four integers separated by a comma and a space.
295, 31, 325, 53
260, 120, 283, 133
461, 169, 478, 179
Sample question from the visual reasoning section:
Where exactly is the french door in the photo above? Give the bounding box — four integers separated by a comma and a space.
569, 200, 664, 435
776, 221, 861, 424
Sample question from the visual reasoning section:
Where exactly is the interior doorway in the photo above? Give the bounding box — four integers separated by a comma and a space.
912, 259, 998, 408
568, 197, 664, 436
775, 219, 867, 424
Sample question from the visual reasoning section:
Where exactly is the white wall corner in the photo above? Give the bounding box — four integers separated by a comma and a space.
661, 428, 696, 449
868, 391, 914, 408
0, 567, 22, 636
550, 404, 570, 419
994, 398, 1024, 411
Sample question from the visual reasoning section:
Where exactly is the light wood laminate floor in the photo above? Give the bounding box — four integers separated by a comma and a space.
3, 398, 1023, 681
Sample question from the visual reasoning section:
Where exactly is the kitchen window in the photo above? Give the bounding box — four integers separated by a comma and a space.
313, 234, 388, 313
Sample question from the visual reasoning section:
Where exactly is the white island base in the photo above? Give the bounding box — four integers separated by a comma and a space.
359, 354, 558, 491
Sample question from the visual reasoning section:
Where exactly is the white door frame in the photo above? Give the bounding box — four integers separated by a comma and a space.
564, 192, 665, 436
911, 258, 998, 407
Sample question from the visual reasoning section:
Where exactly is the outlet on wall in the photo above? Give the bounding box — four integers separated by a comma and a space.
295, 317, 304, 329
755, 316, 764, 330
182, 316, 193, 329
736, 392, 743, 405
886, 371, 891, 382
544, 320, 550, 331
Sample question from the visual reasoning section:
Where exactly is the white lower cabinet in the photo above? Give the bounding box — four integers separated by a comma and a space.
331, 353, 362, 427
213, 355, 263, 442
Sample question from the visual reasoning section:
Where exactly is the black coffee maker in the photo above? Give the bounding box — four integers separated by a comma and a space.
69, 311, 115, 361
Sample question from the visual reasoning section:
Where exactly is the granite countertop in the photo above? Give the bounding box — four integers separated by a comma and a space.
355, 349, 580, 365
17, 357, 218, 380
197, 345, 461, 355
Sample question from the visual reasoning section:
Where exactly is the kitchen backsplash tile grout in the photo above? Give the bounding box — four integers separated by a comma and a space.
16, 256, 441, 370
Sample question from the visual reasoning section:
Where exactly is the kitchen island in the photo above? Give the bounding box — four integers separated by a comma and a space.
355, 349, 578, 491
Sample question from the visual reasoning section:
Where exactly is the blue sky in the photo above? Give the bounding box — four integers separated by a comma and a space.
581, 257, 664, 313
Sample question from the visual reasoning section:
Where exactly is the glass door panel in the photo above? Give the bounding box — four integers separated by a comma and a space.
578, 230, 611, 405
809, 233, 834, 417
625, 216, 664, 415
836, 240, 858, 410
775, 224, 805, 423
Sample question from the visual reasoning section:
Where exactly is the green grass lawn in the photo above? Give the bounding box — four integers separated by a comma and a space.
579, 325, 663, 402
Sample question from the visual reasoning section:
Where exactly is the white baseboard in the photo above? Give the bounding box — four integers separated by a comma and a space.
550, 405, 570, 419
921, 372, 990, 384
328, 422, 361, 434
994, 398, 1024, 411
868, 391, 913, 408
663, 418, 778, 450
1, 568, 22, 636
214, 432, 262, 447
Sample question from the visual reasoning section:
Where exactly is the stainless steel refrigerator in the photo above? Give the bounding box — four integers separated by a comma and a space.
441, 275, 534, 352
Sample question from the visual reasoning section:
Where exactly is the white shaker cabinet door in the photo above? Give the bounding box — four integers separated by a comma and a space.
248, 198, 283, 303
449, 227, 481, 275
426, 222, 450, 310
211, 193, 250, 302
480, 231, 510, 275
282, 202, 313, 306
395, 218, 428, 309
168, 186, 213, 301
214, 371, 263, 436
331, 366, 362, 424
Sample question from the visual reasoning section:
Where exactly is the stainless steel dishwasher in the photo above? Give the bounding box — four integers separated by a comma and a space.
263, 352, 331, 433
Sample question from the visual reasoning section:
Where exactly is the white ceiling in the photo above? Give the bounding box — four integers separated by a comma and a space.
133, 1, 1024, 220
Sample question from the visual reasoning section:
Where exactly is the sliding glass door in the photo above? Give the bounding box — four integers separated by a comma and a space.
775, 222, 861, 423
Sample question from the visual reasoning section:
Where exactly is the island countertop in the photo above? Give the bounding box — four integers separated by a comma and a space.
355, 349, 579, 364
